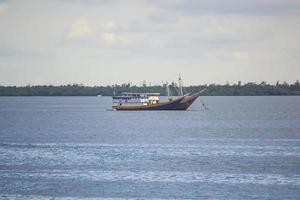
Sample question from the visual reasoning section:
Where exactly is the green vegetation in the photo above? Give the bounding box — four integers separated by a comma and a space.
0, 81, 299, 96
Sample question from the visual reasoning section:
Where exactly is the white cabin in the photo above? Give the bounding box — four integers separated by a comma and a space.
112, 93, 160, 107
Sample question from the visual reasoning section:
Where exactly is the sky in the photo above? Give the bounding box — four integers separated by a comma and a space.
0, 0, 299, 86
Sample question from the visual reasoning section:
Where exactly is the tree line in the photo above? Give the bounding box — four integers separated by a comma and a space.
0, 81, 299, 96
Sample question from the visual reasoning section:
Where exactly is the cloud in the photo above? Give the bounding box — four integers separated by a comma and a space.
0, 2, 8, 14
159, 0, 187, 6
101, 32, 116, 43
156, 0, 300, 16
101, 21, 116, 31
232, 51, 250, 61
68, 17, 92, 38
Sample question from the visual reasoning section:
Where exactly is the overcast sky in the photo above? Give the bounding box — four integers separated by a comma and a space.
0, 0, 299, 86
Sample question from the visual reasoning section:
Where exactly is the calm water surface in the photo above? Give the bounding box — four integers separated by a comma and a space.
0, 96, 300, 199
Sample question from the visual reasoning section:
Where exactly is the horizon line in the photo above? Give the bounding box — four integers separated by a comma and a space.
1, 80, 299, 87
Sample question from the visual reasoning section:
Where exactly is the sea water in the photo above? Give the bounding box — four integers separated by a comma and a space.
0, 96, 299, 199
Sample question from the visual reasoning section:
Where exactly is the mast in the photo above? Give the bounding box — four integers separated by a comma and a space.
112, 87, 116, 96
166, 82, 171, 98
178, 75, 184, 96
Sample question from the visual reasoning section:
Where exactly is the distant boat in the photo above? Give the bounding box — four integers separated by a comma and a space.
112, 76, 206, 111
97, 94, 102, 97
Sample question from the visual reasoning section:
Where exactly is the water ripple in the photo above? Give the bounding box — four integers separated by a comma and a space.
1, 169, 299, 186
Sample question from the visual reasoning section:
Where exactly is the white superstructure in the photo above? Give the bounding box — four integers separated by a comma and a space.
112, 93, 160, 107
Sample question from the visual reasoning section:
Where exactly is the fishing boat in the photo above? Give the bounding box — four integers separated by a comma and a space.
112, 77, 206, 111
